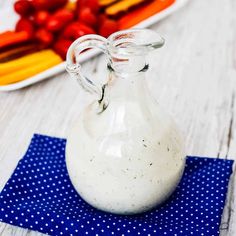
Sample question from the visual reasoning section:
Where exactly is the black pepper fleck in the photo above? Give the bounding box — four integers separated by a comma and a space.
149, 163, 153, 166
143, 144, 147, 147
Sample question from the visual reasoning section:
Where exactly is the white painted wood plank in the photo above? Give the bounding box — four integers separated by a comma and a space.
0, 0, 236, 235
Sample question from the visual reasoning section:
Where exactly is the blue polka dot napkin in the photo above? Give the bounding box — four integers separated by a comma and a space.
0, 134, 234, 236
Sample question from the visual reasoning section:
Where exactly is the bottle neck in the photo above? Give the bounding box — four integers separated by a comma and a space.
96, 62, 149, 113
108, 69, 148, 101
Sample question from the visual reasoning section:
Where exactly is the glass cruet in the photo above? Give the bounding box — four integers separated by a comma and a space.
66, 29, 186, 215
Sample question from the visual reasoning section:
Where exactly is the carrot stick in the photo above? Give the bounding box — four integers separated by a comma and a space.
0, 31, 15, 38
0, 31, 30, 49
118, 0, 175, 29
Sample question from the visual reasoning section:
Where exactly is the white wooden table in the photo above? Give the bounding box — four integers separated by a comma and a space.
0, 0, 236, 235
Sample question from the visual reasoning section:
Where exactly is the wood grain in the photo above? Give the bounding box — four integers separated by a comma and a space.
0, 0, 236, 235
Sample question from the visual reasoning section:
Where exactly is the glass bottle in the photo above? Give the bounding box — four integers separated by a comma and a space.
66, 29, 186, 215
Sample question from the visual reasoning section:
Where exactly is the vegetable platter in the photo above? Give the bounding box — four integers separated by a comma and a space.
0, 0, 189, 91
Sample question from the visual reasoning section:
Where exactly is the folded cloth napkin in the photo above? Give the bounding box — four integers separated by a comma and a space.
0, 134, 234, 236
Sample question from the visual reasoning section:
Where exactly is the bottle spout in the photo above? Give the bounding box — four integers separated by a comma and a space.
107, 29, 164, 74
108, 29, 165, 57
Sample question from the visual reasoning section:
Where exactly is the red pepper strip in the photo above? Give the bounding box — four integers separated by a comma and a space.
118, 0, 175, 29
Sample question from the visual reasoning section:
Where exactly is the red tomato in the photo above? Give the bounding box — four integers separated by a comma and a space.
32, 0, 68, 11
31, 0, 48, 10
46, 17, 65, 32
98, 14, 107, 25
99, 18, 118, 38
62, 22, 95, 40
35, 28, 54, 47
53, 39, 72, 59
46, 9, 74, 32
34, 11, 50, 26
14, 0, 33, 16
15, 18, 34, 38
54, 9, 74, 22
78, 7, 96, 27
76, 0, 100, 14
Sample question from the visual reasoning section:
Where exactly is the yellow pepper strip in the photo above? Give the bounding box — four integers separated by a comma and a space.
105, 0, 146, 16
0, 53, 62, 85
99, 0, 118, 7
0, 50, 58, 76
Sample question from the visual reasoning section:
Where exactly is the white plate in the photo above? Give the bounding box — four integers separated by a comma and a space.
0, 0, 189, 91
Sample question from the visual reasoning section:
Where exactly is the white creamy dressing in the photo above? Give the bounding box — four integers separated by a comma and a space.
66, 77, 186, 214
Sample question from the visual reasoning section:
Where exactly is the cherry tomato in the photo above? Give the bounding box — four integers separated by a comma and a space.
78, 7, 96, 27
46, 17, 64, 32
54, 9, 74, 22
35, 28, 54, 47
14, 0, 33, 16
15, 18, 34, 38
32, 0, 68, 11
98, 14, 107, 25
34, 10, 50, 26
99, 18, 118, 38
77, 0, 100, 14
62, 22, 95, 40
53, 39, 72, 59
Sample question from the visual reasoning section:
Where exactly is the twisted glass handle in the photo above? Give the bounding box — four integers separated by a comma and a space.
66, 35, 108, 100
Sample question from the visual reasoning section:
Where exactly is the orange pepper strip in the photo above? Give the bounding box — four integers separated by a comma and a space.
0, 31, 30, 49
0, 31, 15, 38
118, 0, 175, 29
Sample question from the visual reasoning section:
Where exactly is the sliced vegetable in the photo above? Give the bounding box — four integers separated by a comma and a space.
99, 0, 118, 7
0, 43, 38, 62
0, 50, 57, 76
0, 31, 15, 39
0, 51, 62, 85
105, 0, 148, 16
118, 0, 175, 29
0, 31, 31, 50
